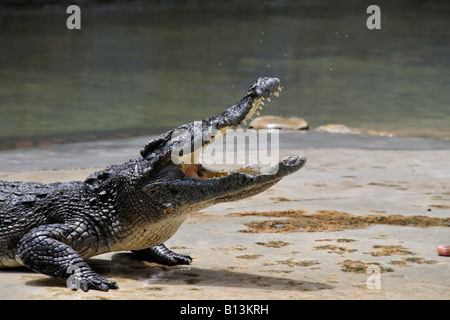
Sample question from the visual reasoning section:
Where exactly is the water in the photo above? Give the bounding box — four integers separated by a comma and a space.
1, 0, 449, 150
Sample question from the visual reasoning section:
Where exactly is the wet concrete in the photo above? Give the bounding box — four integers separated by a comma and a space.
1, 131, 449, 172
0, 133, 449, 299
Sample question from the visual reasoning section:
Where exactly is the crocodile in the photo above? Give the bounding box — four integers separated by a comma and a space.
0, 77, 306, 291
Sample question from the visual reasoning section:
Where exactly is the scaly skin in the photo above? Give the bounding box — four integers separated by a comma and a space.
0, 77, 306, 291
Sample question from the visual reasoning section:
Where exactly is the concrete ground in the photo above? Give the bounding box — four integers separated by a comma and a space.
0, 132, 449, 300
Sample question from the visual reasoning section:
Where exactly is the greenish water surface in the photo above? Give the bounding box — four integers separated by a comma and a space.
1, 0, 449, 149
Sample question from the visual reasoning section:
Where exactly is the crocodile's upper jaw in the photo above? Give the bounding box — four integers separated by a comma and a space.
140, 77, 306, 208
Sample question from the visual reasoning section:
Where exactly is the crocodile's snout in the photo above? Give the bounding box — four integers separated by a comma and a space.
251, 77, 281, 99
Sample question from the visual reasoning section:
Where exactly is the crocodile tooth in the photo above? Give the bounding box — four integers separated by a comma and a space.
277, 86, 282, 91
256, 111, 260, 116
273, 91, 279, 97
266, 97, 271, 102
260, 100, 265, 105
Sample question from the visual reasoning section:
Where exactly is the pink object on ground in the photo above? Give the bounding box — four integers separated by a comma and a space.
437, 245, 450, 256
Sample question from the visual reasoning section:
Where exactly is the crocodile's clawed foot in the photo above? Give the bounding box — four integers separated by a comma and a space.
132, 243, 193, 266
80, 277, 118, 292
69, 271, 119, 292
160, 251, 193, 266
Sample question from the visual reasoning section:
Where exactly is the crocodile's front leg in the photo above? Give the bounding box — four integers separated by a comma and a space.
17, 223, 118, 292
132, 244, 192, 266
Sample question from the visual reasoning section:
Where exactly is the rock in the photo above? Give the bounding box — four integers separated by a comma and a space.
315, 124, 394, 137
249, 116, 309, 130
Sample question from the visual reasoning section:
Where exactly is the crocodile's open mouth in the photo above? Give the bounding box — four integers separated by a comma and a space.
141, 77, 306, 205
181, 162, 274, 179
178, 78, 304, 180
